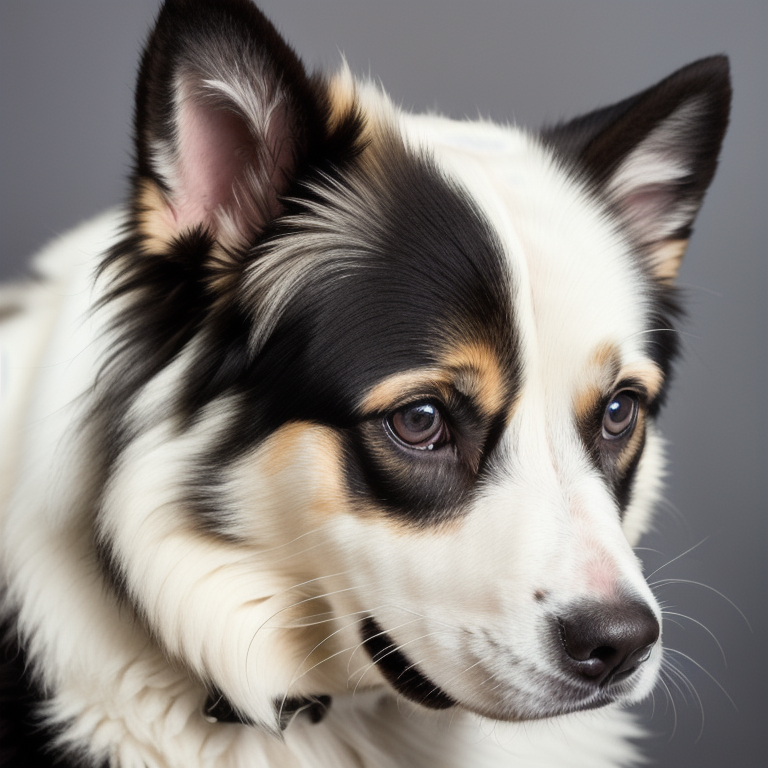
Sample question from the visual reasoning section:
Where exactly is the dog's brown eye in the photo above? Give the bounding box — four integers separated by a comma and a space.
387, 402, 449, 450
602, 391, 638, 438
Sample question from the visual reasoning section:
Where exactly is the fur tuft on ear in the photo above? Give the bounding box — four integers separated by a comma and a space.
542, 55, 731, 282
132, 0, 326, 256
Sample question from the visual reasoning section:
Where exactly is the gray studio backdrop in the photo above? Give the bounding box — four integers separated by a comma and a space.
1, 2, 766, 767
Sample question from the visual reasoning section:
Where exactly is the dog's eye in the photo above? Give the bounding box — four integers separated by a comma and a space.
387, 402, 449, 450
602, 391, 638, 439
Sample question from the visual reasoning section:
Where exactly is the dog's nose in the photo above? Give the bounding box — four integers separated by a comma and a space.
557, 599, 659, 687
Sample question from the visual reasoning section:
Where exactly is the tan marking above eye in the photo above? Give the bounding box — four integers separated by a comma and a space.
573, 343, 620, 426
358, 368, 450, 414
618, 360, 664, 400
573, 343, 664, 425
358, 341, 509, 422
439, 341, 508, 416
589, 341, 622, 378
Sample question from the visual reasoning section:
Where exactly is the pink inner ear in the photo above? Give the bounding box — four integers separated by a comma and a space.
618, 184, 681, 245
172, 95, 295, 240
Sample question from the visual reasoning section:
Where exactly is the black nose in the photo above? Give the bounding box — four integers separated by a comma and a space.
556, 599, 660, 687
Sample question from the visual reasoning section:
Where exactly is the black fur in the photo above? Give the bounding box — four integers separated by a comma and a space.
360, 617, 456, 710
0, 613, 107, 768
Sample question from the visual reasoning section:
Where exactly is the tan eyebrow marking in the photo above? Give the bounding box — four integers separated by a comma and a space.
573, 341, 665, 425
358, 341, 509, 419
574, 342, 621, 425
440, 341, 508, 415
358, 367, 449, 414
617, 360, 664, 399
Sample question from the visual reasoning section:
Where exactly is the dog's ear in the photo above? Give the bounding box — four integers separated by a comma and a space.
542, 56, 731, 282
132, 0, 325, 259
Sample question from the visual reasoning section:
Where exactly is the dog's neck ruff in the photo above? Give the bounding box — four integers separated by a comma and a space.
202, 613, 455, 730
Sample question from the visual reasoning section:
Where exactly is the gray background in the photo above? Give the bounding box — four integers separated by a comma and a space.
1, 2, 765, 767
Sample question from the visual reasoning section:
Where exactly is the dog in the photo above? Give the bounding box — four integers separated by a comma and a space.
0, 1, 730, 766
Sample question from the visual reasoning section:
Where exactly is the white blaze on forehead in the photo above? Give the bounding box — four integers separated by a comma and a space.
402, 114, 655, 399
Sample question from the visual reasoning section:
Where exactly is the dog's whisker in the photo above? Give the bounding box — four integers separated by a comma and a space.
650, 579, 751, 629
647, 685, 658, 720
415, 657, 486, 702
645, 538, 710, 580
664, 647, 738, 712
245, 582, 362, 685
661, 610, 728, 667
277, 614, 375, 720
266, 540, 330, 565
662, 656, 707, 742
346, 619, 429, 687
348, 629, 450, 698
348, 626, 444, 690
652, 496, 687, 524
277, 608, 366, 629
655, 674, 679, 740
255, 582, 359, 633
660, 658, 691, 703
278, 604, 423, 698
375, 603, 467, 633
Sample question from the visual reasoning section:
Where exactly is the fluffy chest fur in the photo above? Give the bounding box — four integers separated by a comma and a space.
0, 1, 729, 767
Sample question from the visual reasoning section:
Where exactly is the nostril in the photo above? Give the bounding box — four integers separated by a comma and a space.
556, 599, 659, 687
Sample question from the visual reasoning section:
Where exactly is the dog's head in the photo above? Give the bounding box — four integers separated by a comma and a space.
96, 0, 730, 730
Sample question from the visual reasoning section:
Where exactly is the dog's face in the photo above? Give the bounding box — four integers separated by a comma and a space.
95, 0, 730, 730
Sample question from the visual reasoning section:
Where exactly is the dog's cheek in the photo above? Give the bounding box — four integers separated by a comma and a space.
225, 422, 352, 551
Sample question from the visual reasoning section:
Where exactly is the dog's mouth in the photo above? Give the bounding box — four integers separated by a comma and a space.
359, 615, 650, 721
360, 616, 456, 710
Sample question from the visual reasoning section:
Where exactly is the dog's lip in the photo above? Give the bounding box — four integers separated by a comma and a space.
360, 615, 631, 720
360, 616, 456, 710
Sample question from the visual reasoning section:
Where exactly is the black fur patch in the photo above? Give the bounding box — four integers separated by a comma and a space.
187, 141, 520, 528
360, 617, 455, 710
0, 611, 107, 768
